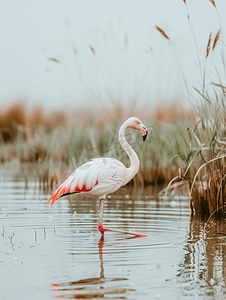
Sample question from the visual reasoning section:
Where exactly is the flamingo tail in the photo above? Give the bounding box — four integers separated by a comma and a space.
46, 180, 99, 207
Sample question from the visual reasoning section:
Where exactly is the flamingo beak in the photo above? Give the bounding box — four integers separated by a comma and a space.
141, 124, 148, 141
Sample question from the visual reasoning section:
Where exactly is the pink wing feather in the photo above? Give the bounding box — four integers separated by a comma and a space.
46, 158, 126, 206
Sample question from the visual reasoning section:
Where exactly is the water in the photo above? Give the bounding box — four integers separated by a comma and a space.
1, 167, 226, 299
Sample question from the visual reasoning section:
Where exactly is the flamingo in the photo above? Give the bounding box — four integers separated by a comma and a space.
46, 117, 149, 239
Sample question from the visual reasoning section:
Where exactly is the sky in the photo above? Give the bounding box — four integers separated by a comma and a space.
0, 0, 225, 111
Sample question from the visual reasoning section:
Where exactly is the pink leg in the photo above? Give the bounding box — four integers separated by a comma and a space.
98, 198, 105, 240
98, 198, 148, 239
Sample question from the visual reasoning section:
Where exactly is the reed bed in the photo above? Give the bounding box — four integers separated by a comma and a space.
155, 0, 226, 218
0, 100, 192, 192
170, 100, 226, 217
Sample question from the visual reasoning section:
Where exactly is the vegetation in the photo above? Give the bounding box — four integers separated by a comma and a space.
0, 101, 192, 190
1, 0, 226, 220
156, 0, 226, 218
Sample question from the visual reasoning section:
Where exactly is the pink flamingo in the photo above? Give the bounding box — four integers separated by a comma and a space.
46, 117, 148, 239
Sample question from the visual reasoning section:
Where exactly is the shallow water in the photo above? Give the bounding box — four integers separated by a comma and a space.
1, 167, 226, 299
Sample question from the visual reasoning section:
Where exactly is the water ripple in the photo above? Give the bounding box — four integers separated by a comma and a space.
1, 167, 209, 300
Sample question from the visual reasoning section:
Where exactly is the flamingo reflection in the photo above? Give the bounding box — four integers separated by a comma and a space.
50, 240, 135, 299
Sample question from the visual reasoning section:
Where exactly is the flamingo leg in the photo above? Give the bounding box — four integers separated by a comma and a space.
98, 198, 105, 240
98, 198, 148, 239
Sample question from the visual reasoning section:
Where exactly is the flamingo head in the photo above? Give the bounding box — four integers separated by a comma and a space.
127, 117, 149, 141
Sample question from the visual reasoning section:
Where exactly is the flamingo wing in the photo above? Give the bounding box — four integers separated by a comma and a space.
46, 158, 126, 206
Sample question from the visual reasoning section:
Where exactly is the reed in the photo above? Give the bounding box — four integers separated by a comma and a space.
209, 0, 216, 8
161, 97, 226, 218
212, 30, 221, 51
206, 32, 212, 59
0, 102, 26, 142
161, 0, 226, 218
0, 100, 192, 190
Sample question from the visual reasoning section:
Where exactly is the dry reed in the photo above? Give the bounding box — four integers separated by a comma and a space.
89, 45, 95, 55
48, 58, 60, 63
212, 30, 220, 51
209, 0, 216, 8
206, 32, 212, 58
155, 26, 169, 40
0, 102, 26, 142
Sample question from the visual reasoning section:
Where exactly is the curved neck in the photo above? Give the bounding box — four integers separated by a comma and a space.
118, 121, 140, 184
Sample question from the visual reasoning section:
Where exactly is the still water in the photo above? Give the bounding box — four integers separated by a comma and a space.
1, 166, 226, 300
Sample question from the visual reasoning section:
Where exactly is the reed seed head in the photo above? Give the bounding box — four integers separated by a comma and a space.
206, 32, 212, 58
212, 29, 220, 51
48, 58, 60, 63
89, 45, 95, 55
209, 0, 216, 8
155, 26, 169, 40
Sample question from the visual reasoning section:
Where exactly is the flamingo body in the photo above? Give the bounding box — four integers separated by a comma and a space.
47, 157, 127, 206
47, 117, 149, 239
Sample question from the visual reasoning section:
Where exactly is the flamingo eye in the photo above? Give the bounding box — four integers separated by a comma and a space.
136, 121, 141, 124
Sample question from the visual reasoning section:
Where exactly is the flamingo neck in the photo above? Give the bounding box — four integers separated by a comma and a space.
118, 120, 140, 184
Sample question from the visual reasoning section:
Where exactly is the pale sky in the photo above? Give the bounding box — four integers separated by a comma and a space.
0, 0, 225, 111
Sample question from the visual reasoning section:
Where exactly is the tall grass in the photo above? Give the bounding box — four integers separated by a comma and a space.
0, 100, 192, 191
156, 0, 226, 218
